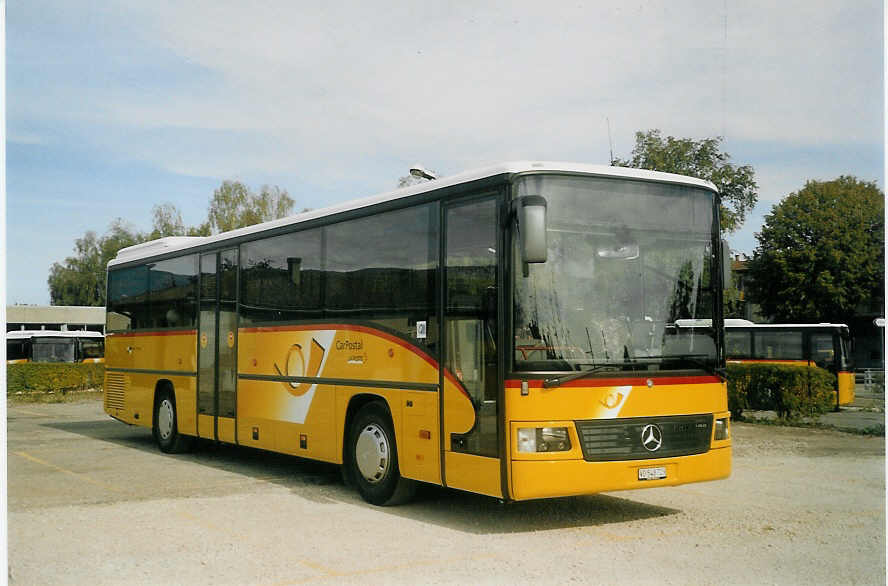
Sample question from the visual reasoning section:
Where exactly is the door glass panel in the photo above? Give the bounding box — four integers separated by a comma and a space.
218, 249, 239, 418
198, 253, 218, 416
445, 198, 498, 457
198, 303, 217, 415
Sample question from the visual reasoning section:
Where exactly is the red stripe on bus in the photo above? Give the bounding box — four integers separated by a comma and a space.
505, 375, 722, 388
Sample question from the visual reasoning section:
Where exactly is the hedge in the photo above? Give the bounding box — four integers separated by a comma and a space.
727, 363, 836, 420
6, 363, 105, 395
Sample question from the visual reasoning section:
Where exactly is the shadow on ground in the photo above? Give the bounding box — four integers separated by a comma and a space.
44, 417, 679, 534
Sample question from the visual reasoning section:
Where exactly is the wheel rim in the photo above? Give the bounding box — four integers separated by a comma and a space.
355, 423, 390, 484
157, 399, 174, 441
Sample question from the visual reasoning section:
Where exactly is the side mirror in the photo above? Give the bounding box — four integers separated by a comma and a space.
721, 239, 732, 287
516, 196, 548, 264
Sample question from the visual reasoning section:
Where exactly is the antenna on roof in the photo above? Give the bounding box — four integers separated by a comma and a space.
606, 117, 615, 165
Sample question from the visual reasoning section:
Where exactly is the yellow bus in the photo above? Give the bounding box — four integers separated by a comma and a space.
724, 320, 855, 406
6, 330, 105, 364
103, 162, 732, 505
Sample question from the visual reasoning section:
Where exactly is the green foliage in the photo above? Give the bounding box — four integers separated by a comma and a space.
612, 129, 758, 233
148, 203, 187, 239
727, 363, 836, 420
746, 176, 884, 323
48, 180, 293, 305
48, 220, 145, 306
208, 181, 294, 233
7, 363, 105, 395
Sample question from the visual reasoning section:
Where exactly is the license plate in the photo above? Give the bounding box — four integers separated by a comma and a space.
638, 466, 667, 481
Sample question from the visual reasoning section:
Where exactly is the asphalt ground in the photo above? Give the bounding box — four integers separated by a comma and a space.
6, 399, 886, 585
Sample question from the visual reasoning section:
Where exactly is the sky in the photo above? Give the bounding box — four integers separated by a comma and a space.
5, 0, 884, 305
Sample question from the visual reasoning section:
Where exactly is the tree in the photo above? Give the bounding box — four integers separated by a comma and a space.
613, 129, 758, 233
746, 176, 884, 323
208, 181, 295, 233
149, 203, 186, 239
48, 220, 145, 306
47, 180, 298, 304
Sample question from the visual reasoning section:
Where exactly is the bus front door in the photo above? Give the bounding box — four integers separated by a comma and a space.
442, 195, 503, 498
198, 249, 239, 443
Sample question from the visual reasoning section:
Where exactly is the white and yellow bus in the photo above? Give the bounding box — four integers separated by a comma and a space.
6, 330, 105, 364
104, 162, 732, 505
725, 320, 855, 406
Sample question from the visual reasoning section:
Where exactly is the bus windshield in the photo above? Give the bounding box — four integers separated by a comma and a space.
513, 174, 719, 373
31, 338, 77, 363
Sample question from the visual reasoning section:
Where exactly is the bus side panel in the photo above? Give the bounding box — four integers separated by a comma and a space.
397, 390, 441, 485
238, 326, 443, 483
444, 452, 502, 498
104, 331, 197, 433
333, 386, 442, 485
838, 372, 855, 405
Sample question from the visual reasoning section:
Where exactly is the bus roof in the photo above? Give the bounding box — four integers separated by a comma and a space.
109, 161, 718, 268
6, 330, 104, 339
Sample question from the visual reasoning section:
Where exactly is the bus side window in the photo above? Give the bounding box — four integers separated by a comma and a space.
810, 333, 835, 368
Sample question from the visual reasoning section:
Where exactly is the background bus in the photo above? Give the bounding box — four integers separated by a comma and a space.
724, 319, 854, 406
6, 330, 105, 364
104, 162, 732, 505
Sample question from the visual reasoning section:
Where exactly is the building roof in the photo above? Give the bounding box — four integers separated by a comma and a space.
6, 305, 106, 325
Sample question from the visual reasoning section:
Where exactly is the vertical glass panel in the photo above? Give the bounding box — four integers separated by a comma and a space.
241, 228, 323, 323
445, 198, 498, 457
79, 337, 105, 360
220, 249, 238, 302
810, 333, 836, 367
725, 330, 752, 358
324, 204, 438, 350
148, 255, 198, 328
200, 254, 217, 299
753, 331, 803, 360
6, 340, 28, 361
218, 305, 238, 417
107, 266, 150, 331
31, 339, 76, 363
198, 304, 217, 415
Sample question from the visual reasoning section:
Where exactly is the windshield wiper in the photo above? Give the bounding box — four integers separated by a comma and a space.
543, 365, 620, 388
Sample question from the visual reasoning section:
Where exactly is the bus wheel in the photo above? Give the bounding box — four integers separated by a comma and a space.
348, 401, 416, 506
153, 391, 193, 454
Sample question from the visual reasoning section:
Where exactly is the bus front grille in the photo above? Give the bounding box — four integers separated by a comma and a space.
104, 372, 127, 410
574, 415, 712, 462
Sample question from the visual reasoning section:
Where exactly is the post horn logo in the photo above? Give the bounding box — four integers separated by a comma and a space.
641, 423, 663, 452
274, 338, 326, 397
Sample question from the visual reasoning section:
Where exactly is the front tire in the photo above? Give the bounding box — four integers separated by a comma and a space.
153, 391, 193, 454
348, 401, 416, 506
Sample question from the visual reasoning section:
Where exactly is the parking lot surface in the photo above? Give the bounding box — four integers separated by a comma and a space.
7, 400, 885, 585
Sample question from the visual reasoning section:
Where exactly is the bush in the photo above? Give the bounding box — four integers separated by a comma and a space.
727, 363, 835, 420
6, 363, 105, 395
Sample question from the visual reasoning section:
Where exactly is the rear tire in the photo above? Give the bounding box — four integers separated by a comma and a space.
348, 401, 416, 506
153, 391, 193, 454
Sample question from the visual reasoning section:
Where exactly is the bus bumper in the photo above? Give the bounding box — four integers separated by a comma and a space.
509, 446, 731, 501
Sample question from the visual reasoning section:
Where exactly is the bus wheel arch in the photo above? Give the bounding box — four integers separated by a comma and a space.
344, 395, 415, 505
152, 380, 193, 454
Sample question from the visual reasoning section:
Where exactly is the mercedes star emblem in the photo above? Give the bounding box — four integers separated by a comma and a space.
641, 424, 663, 452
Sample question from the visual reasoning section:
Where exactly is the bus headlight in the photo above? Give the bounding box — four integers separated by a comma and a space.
714, 417, 730, 441
517, 427, 572, 452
